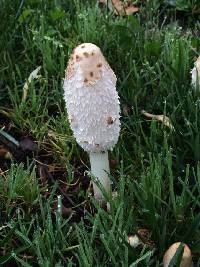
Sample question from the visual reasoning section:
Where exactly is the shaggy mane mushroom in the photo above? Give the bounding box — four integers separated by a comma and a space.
63, 43, 121, 203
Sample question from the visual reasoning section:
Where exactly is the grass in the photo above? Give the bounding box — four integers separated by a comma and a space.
1, 0, 200, 266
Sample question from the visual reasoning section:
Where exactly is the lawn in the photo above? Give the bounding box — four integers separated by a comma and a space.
0, 0, 200, 266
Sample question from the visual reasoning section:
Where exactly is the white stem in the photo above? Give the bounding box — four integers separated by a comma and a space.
89, 151, 110, 202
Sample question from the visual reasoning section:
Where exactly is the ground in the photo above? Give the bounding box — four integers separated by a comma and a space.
0, 0, 200, 266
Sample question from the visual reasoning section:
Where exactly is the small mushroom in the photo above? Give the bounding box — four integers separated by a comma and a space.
163, 242, 192, 267
63, 43, 120, 203
128, 235, 142, 248
191, 56, 200, 88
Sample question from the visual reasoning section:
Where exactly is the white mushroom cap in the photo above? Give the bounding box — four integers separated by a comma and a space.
128, 235, 142, 248
191, 56, 200, 87
163, 242, 192, 267
64, 43, 120, 153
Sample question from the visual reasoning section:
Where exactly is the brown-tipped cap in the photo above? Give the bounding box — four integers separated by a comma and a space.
65, 43, 115, 85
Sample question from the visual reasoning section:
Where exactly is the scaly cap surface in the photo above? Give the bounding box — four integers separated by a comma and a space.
64, 43, 120, 152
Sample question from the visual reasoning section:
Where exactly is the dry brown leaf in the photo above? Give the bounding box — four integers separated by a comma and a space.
137, 228, 155, 247
22, 66, 41, 101
141, 110, 174, 130
0, 146, 12, 159
99, 0, 139, 15
124, 5, 139, 15
163, 243, 192, 267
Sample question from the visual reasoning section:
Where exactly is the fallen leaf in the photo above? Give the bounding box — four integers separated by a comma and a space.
141, 110, 174, 130
120, 5, 139, 16
137, 228, 151, 239
99, 0, 139, 15
22, 66, 41, 101
0, 146, 12, 159
137, 228, 155, 247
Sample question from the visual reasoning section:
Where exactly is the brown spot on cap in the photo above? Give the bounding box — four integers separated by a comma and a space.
81, 45, 85, 48
83, 52, 89, 57
76, 55, 81, 61
91, 52, 95, 56
107, 117, 115, 125
97, 63, 102, 68
84, 78, 88, 83
90, 72, 94, 77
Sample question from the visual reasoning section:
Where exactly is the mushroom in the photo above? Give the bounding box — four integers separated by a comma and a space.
63, 43, 120, 203
191, 56, 200, 88
163, 242, 192, 267
128, 235, 142, 248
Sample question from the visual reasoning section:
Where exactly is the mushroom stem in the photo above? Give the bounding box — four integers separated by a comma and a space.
89, 151, 110, 202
